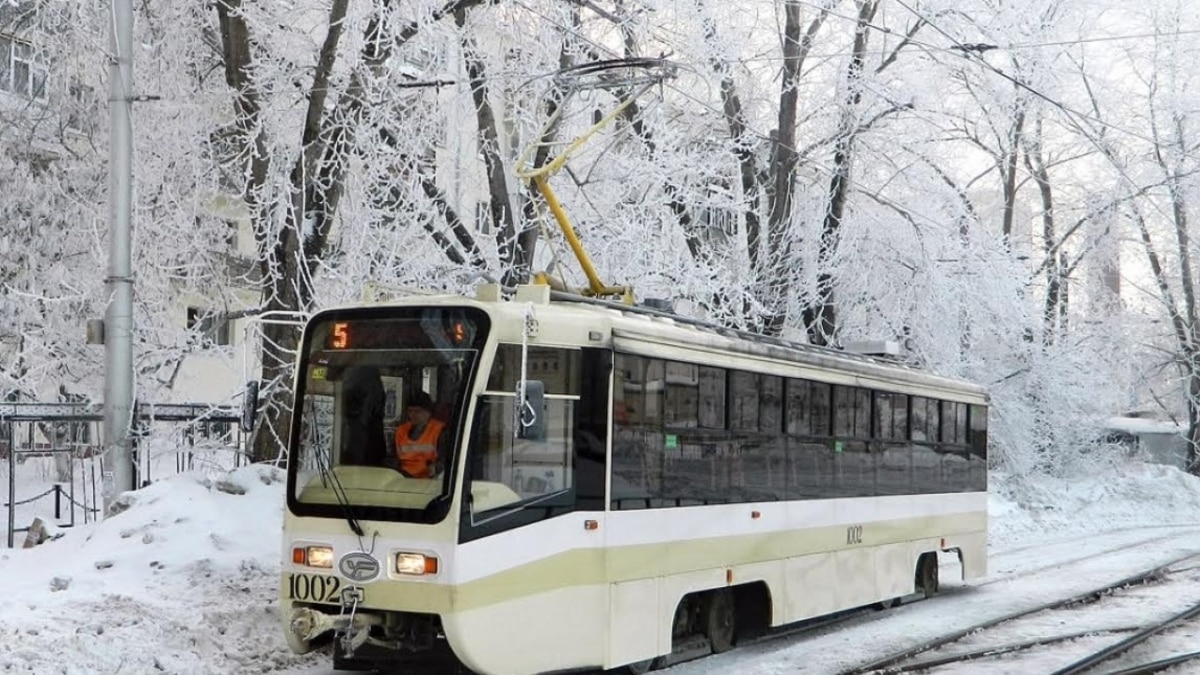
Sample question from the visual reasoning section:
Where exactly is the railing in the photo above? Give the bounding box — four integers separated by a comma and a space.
2, 401, 242, 548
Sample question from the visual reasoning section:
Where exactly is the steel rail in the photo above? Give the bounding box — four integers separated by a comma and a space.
1050, 599, 1200, 675
1103, 648, 1200, 675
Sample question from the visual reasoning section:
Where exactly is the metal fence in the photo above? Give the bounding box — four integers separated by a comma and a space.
2, 401, 242, 548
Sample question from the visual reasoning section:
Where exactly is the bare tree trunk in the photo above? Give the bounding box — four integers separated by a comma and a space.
1021, 113, 1062, 345
455, 8, 525, 287
699, 6, 762, 277
699, 1, 829, 330
803, 0, 878, 346
760, 0, 823, 336
1001, 100, 1025, 243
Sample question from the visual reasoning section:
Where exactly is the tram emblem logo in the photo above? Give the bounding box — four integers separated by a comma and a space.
338, 552, 381, 583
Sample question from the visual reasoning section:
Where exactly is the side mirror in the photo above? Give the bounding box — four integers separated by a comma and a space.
518, 380, 546, 441
240, 380, 259, 433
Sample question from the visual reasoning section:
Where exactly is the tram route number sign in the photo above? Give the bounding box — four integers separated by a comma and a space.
287, 573, 362, 604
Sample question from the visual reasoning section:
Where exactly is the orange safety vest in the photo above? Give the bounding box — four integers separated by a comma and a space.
394, 419, 445, 478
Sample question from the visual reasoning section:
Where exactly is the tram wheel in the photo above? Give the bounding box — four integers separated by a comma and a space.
703, 588, 736, 653
916, 552, 940, 598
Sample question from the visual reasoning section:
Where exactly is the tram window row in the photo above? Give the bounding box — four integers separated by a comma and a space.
611, 354, 987, 510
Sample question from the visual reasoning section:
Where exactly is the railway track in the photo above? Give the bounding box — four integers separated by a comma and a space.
841, 552, 1200, 674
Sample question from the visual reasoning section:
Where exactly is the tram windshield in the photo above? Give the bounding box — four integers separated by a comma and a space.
287, 307, 489, 524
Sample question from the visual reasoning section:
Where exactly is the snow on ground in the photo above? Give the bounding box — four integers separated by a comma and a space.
3, 457, 1200, 674
986, 461, 1200, 550
0, 462, 323, 675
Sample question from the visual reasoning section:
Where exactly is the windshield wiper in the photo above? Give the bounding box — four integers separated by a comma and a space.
314, 451, 366, 537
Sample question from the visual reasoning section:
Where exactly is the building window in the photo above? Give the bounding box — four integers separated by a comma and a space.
0, 35, 46, 99
187, 307, 231, 346
66, 82, 97, 132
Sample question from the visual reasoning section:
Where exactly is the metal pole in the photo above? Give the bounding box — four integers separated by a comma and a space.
103, 0, 135, 514
6, 426, 13, 548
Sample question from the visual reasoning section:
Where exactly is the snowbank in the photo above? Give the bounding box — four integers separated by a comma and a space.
0, 465, 321, 675
988, 461, 1200, 552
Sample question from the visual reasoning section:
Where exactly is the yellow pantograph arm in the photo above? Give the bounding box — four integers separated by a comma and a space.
513, 81, 657, 304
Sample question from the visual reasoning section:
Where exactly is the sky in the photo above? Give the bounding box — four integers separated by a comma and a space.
3, 454, 1200, 675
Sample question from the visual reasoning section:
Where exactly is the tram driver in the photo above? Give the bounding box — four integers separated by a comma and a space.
393, 390, 445, 479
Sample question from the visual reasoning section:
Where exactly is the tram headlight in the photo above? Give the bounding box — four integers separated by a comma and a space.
395, 552, 439, 576
293, 545, 334, 569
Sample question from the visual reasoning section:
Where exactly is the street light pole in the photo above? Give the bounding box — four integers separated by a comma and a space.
103, 0, 135, 513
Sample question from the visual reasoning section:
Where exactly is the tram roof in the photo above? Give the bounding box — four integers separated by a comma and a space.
318, 284, 988, 402
545, 291, 986, 401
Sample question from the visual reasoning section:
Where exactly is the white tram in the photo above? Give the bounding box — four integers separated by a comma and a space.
279, 283, 988, 674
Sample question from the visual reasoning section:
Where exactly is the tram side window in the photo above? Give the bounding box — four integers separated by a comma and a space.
937, 401, 970, 490
911, 397, 940, 442
466, 345, 580, 532
777, 374, 835, 439
643, 359, 664, 427
664, 362, 699, 428
612, 354, 653, 510
910, 396, 934, 492
940, 401, 956, 444
833, 386, 870, 439
893, 394, 910, 440
969, 404, 989, 491
831, 385, 874, 497
614, 355, 649, 427
784, 378, 833, 499
874, 392, 910, 441
855, 388, 871, 439
969, 404, 988, 458
698, 366, 726, 429
927, 398, 941, 442
729, 371, 760, 431
760, 375, 783, 434
785, 379, 811, 436
939, 401, 968, 445
810, 382, 832, 436
615, 356, 664, 427
874, 392, 911, 496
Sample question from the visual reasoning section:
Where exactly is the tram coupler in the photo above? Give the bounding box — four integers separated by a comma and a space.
289, 606, 381, 644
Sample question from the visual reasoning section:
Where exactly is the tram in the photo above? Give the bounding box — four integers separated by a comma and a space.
277, 282, 988, 674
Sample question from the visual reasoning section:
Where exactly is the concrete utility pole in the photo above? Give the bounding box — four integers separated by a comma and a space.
103, 0, 135, 513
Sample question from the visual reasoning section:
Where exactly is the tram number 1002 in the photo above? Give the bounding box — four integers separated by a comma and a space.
846, 524, 864, 545
287, 573, 343, 603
